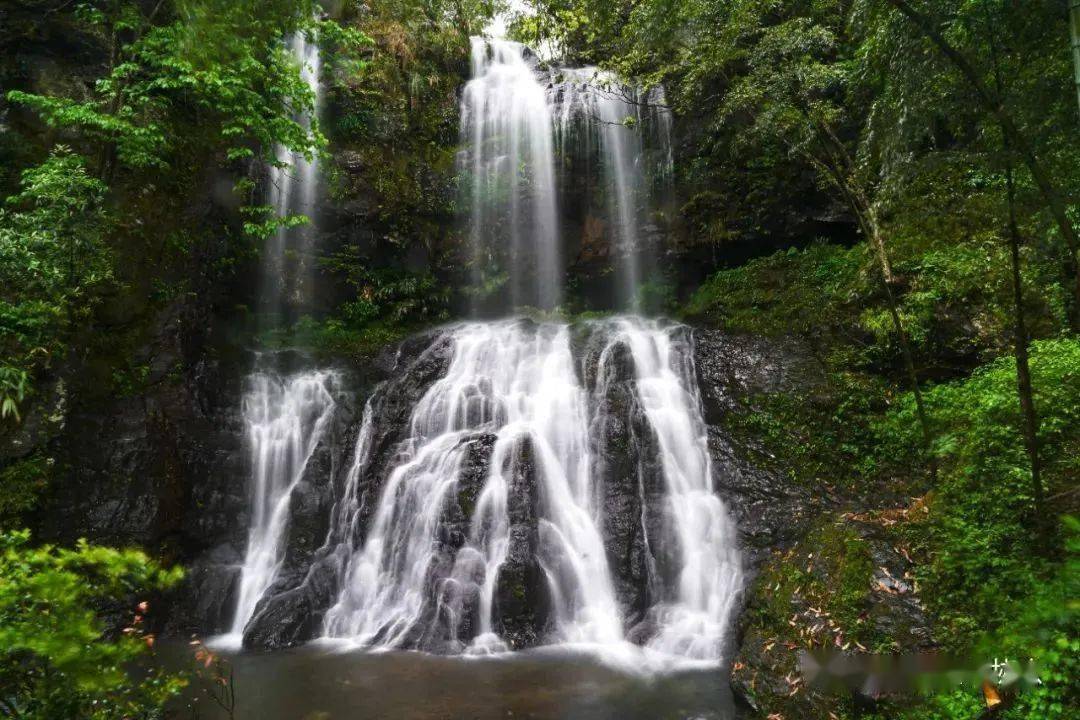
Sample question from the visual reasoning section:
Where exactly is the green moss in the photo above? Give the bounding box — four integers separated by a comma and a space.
259, 316, 422, 362
681, 242, 867, 338
722, 372, 895, 495
815, 524, 875, 631
321, 3, 471, 270
752, 520, 875, 645
110, 363, 152, 399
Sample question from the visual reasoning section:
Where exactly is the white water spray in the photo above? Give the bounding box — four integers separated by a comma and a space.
460, 38, 561, 310
320, 319, 740, 667
228, 371, 336, 640
610, 318, 743, 660
323, 322, 623, 651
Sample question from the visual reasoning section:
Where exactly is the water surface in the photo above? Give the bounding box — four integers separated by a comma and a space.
173, 645, 738, 720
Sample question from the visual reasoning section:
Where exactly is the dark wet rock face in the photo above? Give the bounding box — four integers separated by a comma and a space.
493, 437, 547, 649
244, 557, 345, 649
433, 432, 498, 648
275, 384, 360, 587
352, 332, 456, 536
176, 544, 243, 636
244, 587, 318, 648
7, 299, 255, 638
31, 309, 250, 554
585, 337, 663, 625
444, 433, 498, 548
692, 330, 823, 562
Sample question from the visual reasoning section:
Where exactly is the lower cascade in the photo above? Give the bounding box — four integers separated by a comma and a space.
227, 317, 742, 667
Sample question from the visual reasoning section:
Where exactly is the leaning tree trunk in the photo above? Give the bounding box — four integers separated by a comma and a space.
978, 0, 1048, 538
1003, 155, 1046, 534
864, 209, 936, 481
799, 132, 937, 480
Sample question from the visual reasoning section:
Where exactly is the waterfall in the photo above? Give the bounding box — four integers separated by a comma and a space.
458, 33, 674, 314
223, 30, 333, 646
229, 371, 337, 640
263, 30, 323, 322
555, 69, 674, 311
558, 69, 644, 310
323, 322, 623, 650
218, 24, 741, 671
609, 319, 743, 661
460, 38, 561, 311
318, 319, 741, 667
308, 33, 738, 660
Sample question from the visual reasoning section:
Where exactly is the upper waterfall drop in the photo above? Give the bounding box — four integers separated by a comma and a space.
460, 20, 675, 314
263, 30, 323, 323
554, 69, 674, 312
557, 69, 645, 310
460, 37, 561, 311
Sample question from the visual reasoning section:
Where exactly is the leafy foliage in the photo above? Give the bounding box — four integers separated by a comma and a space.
0, 150, 109, 420
0, 455, 53, 530
880, 339, 1080, 647
0, 530, 185, 719
330, 251, 452, 327
321, 0, 482, 275
0, 0, 369, 420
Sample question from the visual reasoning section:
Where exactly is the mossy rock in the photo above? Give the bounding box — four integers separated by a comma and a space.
733, 513, 934, 717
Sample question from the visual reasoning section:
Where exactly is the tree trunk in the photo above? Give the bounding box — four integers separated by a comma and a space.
1070, 1, 1080, 115
798, 133, 937, 480
979, 0, 1049, 538
866, 215, 936, 482
1004, 156, 1045, 534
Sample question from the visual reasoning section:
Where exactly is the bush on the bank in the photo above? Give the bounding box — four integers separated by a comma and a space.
0, 531, 185, 719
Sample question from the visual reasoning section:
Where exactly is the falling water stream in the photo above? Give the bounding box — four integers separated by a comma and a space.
223, 30, 336, 646
557, 69, 646, 309
612, 319, 742, 661
322, 321, 626, 652
227, 371, 336, 642
220, 19, 741, 689
319, 318, 742, 669
461, 37, 561, 310
262, 30, 323, 322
